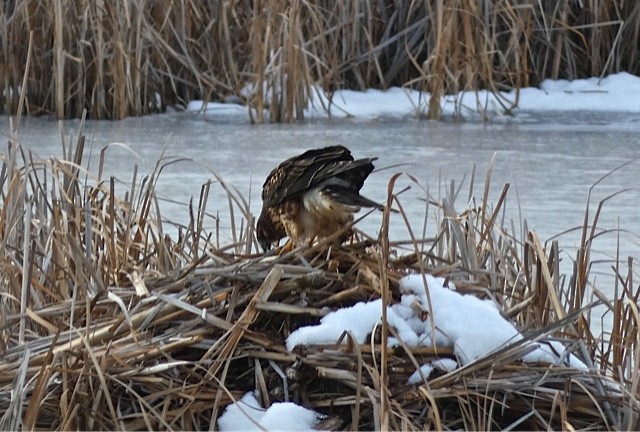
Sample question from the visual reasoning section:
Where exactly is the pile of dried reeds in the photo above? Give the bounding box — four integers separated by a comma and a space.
2, 1, 640, 120
0, 125, 639, 430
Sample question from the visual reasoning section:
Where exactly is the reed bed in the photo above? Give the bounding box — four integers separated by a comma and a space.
1, 1, 640, 120
0, 125, 639, 430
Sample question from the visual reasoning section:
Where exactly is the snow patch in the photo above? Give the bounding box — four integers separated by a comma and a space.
186, 73, 640, 121
218, 392, 322, 431
286, 273, 588, 372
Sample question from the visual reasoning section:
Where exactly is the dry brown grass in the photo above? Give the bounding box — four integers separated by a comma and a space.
1, 1, 639, 120
0, 122, 638, 430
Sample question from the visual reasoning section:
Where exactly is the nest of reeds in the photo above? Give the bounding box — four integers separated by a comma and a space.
1, 128, 639, 431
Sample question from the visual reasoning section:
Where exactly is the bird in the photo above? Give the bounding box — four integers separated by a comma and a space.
256, 145, 381, 251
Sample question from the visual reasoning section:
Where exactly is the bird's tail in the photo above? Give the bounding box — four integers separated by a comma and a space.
321, 158, 377, 191
322, 185, 384, 210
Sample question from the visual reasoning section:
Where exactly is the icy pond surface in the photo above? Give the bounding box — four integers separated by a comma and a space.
3, 110, 639, 331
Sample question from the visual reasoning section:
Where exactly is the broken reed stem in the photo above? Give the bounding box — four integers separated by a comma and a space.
53, 0, 65, 119
14, 31, 33, 130
18, 196, 31, 345
378, 174, 403, 431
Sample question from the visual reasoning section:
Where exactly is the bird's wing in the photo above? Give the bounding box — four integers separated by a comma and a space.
262, 145, 353, 207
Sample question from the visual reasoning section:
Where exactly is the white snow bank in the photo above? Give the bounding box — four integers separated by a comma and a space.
285, 299, 386, 351
286, 273, 588, 372
188, 72, 640, 121
218, 392, 322, 431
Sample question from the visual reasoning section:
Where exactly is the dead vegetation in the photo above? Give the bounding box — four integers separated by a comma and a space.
1, 1, 640, 120
0, 122, 638, 430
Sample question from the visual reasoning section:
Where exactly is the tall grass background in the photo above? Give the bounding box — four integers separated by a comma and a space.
1, 0, 639, 120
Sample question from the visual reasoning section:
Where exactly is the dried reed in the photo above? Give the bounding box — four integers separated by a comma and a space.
0, 122, 638, 430
1, 1, 639, 120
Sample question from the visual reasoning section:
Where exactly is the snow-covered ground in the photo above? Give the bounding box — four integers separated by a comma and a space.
188, 72, 640, 121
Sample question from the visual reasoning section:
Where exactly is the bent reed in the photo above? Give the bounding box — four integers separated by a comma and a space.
0, 121, 638, 430
1, 1, 640, 121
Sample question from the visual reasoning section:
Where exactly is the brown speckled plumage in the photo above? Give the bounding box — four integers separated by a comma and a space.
256, 145, 381, 251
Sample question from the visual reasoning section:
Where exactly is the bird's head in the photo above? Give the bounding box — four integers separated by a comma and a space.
256, 209, 283, 252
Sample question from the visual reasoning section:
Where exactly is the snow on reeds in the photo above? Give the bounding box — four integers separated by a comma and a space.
0, 121, 638, 430
1, 1, 640, 120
